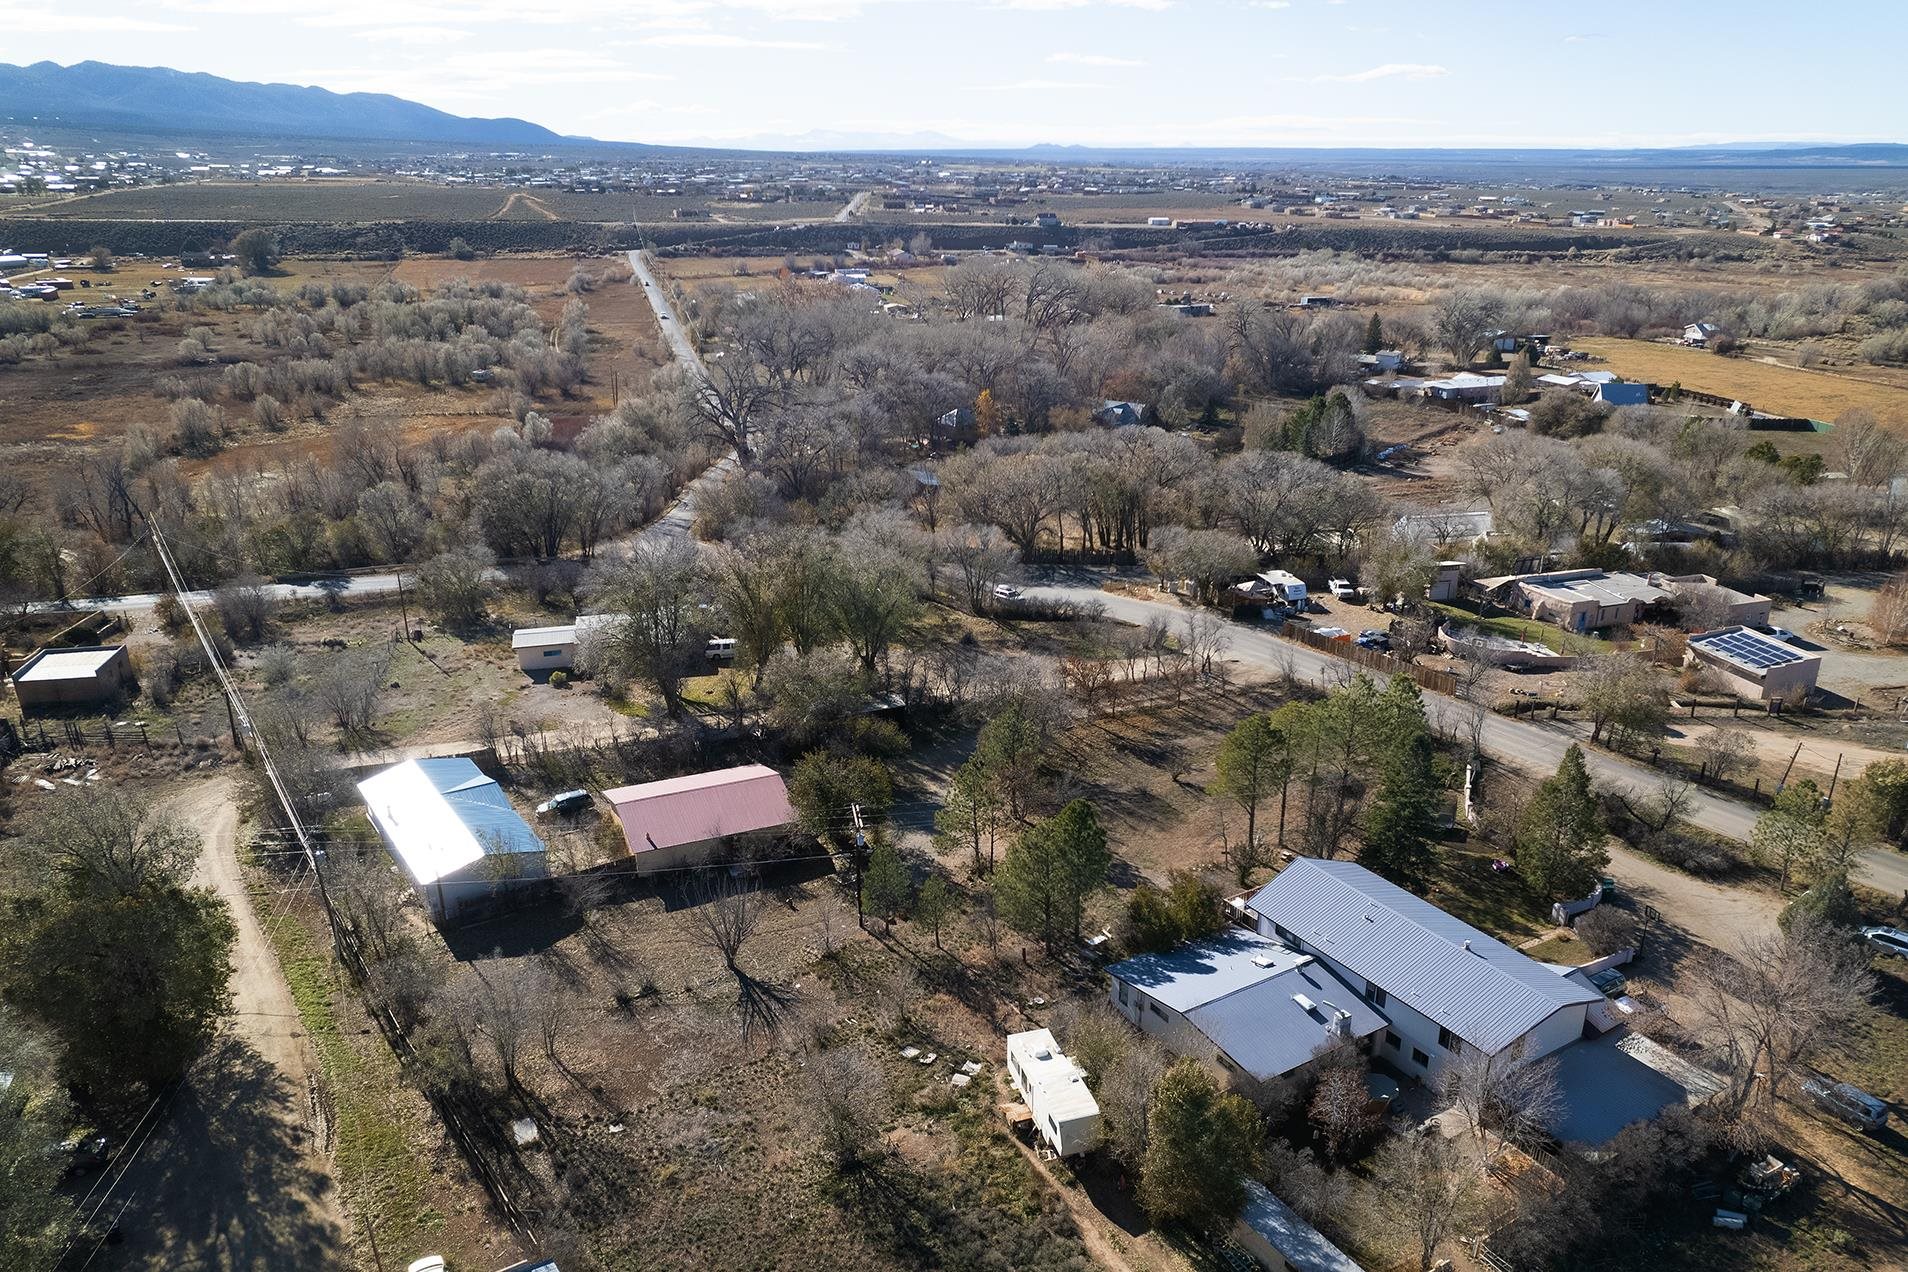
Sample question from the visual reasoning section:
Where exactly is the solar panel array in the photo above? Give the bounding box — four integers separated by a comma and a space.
1693, 629, 1803, 671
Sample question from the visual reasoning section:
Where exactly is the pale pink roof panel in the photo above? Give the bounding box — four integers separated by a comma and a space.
601, 764, 796, 855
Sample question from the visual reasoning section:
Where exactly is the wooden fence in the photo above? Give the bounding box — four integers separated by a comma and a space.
1278, 624, 1458, 695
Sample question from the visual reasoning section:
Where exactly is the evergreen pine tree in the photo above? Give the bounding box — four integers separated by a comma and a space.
1361, 732, 1442, 892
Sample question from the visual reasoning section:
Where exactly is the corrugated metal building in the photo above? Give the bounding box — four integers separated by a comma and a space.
601, 764, 796, 872
357, 757, 548, 923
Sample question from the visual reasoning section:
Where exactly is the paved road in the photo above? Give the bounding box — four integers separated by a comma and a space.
833, 191, 870, 223
627, 249, 703, 370
1029, 580, 1908, 896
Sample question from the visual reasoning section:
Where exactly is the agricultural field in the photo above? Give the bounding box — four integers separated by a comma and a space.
1573, 337, 1908, 421
4, 179, 852, 225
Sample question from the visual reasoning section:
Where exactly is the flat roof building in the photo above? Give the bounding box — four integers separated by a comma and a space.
1686, 626, 1821, 704
1476, 568, 1673, 634
1233, 1179, 1366, 1272
11, 645, 135, 710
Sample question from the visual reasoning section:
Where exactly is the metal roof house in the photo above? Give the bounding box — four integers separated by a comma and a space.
1247, 860, 1600, 1080
1006, 1028, 1100, 1157
601, 764, 797, 872
358, 758, 548, 924
1106, 929, 1386, 1094
10, 645, 135, 710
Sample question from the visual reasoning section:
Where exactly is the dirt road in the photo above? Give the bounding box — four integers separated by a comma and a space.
102, 774, 347, 1270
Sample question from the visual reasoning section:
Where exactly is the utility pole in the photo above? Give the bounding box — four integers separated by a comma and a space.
395, 569, 411, 640
849, 802, 866, 925
149, 521, 345, 955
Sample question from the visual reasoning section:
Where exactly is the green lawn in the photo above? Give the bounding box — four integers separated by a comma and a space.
1426, 601, 1614, 655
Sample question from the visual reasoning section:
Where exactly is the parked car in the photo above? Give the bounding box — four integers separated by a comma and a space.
1328, 578, 1355, 600
1800, 1077, 1888, 1132
1355, 629, 1390, 651
536, 790, 592, 818
1861, 925, 1908, 959
993, 583, 1023, 600
1757, 624, 1798, 644
1588, 967, 1627, 995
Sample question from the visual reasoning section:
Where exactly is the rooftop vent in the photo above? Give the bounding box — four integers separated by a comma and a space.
1252, 955, 1275, 968
1293, 993, 1317, 1012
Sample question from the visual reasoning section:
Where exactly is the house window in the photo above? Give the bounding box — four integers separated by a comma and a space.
1216, 1054, 1236, 1072
1273, 922, 1296, 945
543, 649, 563, 658
1438, 1027, 1459, 1052
1385, 1031, 1401, 1050
1148, 1001, 1166, 1020
1412, 1048, 1430, 1067
1117, 980, 1129, 1006
1366, 984, 1388, 1008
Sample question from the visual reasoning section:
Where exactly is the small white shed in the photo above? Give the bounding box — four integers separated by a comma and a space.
512, 614, 615, 674
1006, 1029, 1100, 1157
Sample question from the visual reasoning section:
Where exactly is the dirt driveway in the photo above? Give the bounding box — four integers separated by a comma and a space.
101, 773, 348, 1271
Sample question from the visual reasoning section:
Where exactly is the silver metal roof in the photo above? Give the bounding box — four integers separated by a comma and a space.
1248, 859, 1599, 1055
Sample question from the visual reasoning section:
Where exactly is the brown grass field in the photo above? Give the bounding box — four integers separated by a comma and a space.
1573, 337, 1908, 421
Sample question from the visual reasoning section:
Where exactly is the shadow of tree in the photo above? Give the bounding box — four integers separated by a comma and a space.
101, 1036, 344, 1271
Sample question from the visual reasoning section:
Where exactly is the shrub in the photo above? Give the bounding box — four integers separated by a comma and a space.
169, 398, 227, 457
1575, 905, 1639, 957
549, 670, 569, 689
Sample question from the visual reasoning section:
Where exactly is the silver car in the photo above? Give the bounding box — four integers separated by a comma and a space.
1801, 1077, 1887, 1132
1861, 925, 1908, 959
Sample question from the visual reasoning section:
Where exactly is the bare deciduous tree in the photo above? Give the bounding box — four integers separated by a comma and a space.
1689, 914, 1875, 1115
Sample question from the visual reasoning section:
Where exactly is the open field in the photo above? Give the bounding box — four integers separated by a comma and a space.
0, 252, 664, 490
4, 180, 851, 225
1574, 337, 1908, 420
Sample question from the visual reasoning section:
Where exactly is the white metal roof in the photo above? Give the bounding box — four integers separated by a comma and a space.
509, 613, 616, 650
357, 758, 545, 886
13, 646, 124, 683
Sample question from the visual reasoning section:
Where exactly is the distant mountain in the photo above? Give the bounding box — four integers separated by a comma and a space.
0, 60, 571, 147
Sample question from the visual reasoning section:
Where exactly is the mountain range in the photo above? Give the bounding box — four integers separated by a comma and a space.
0, 60, 566, 147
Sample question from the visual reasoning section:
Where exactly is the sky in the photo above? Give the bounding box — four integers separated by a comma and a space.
4, 0, 1906, 150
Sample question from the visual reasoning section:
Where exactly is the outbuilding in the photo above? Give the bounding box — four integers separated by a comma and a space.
601, 764, 796, 871
11, 645, 135, 711
1006, 1028, 1100, 1157
357, 757, 548, 924
512, 614, 616, 674
1685, 626, 1821, 704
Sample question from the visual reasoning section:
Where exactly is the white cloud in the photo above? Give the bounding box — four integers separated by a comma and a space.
965, 77, 1101, 91
1311, 62, 1447, 82
1249, 1, 1290, 8
993, 0, 1172, 11
1046, 52, 1144, 66
356, 24, 472, 42
633, 30, 826, 46
2, 9, 190, 32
